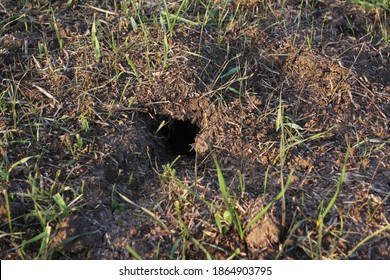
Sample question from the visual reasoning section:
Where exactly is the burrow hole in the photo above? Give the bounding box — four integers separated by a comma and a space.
157, 116, 200, 157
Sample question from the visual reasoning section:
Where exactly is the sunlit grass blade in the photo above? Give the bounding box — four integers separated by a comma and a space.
126, 245, 143, 260
51, 10, 63, 50
130, 16, 138, 32
125, 55, 139, 79
6, 156, 34, 182
18, 231, 48, 259
52, 193, 70, 219
174, 201, 189, 238
159, 14, 170, 68
163, 33, 169, 68
347, 224, 390, 258
316, 138, 351, 259
221, 66, 239, 79
91, 14, 100, 62
227, 248, 240, 260
37, 224, 51, 259
244, 169, 292, 234
191, 237, 213, 260
212, 153, 243, 239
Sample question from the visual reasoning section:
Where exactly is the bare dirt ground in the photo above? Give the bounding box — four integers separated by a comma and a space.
0, 0, 389, 259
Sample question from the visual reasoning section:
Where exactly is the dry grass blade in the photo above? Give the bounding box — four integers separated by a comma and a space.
117, 192, 168, 231
32, 84, 58, 103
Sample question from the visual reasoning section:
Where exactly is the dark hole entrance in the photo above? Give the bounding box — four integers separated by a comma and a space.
159, 117, 200, 157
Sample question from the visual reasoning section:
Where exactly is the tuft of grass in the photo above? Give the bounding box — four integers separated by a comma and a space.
353, 0, 389, 41
79, 114, 90, 132
4, 165, 84, 259
162, 0, 191, 36
158, 155, 290, 258
174, 200, 191, 259
160, 14, 170, 68
378, 14, 388, 42
315, 137, 350, 259
244, 170, 292, 234
51, 10, 63, 51
213, 153, 291, 239
352, 0, 389, 10
213, 152, 244, 239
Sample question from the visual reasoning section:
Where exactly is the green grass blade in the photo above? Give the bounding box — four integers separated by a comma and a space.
91, 14, 100, 62
19, 231, 47, 255
125, 55, 139, 79
243, 171, 291, 233
227, 248, 240, 260
316, 139, 351, 258
7, 156, 33, 182
170, 236, 182, 259
191, 237, 213, 260
53, 193, 70, 218
212, 153, 243, 239
37, 224, 51, 259
347, 224, 390, 258
160, 11, 199, 27
317, 143, 350, 225
51, 11, 63, 50
47, 230, 99, 259
117, 191, 168, 231
126, 245, 143, 260
170, 0, 189, 36
220, 66, 239, 79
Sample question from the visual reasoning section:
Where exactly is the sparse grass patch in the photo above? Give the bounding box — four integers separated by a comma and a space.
0, 0, 388, 260
352, 0, 389, 10
0, 163, 84, 259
